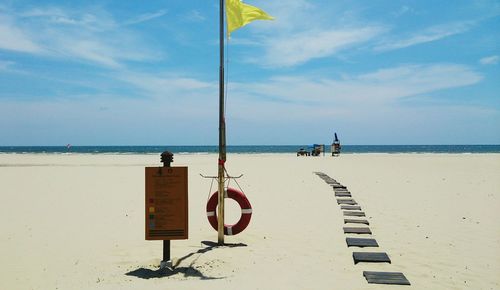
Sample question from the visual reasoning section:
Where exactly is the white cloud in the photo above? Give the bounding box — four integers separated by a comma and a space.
123, 9, 167, 25
46, 31, 160, 68
356, 64, 482, 98
1, 7, 162, 68
62, 40, 121, 68
0, 60, 14, 71
228, 1, 386, 68
0, 14, 42, 53
259, 26, 384, 67
375, 21, 474, 51
184, 10, 206, 22
252, 0, 315, 33
118, 72, 217, 98
479, 55, 499, 65
21, 7, 117, 31
232, 63, 482, 104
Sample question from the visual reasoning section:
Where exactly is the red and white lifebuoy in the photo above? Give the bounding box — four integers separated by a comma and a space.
206, 187, 252, 236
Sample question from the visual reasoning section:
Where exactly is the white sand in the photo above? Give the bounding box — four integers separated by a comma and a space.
0, 153, 499, 290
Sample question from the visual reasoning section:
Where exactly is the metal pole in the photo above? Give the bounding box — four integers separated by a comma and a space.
161, 151, 173, 267
163, 240, 170, 263
217, 0, 226, 245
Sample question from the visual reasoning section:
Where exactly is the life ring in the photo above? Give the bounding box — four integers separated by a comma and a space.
206, 187, 252, 235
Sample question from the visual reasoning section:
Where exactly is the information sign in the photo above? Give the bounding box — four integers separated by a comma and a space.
145, 167, 188, 240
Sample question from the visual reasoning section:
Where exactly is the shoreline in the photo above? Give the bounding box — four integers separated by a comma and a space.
1, 144, 499, 155
2, 151, 500, 156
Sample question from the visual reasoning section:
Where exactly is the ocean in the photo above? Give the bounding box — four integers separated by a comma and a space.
0, 145, 499, 154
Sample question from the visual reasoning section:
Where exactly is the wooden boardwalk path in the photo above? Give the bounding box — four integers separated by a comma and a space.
314, 172, 411, 286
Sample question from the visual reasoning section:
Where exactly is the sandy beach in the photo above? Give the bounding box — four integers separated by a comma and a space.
0, 153, 499, 290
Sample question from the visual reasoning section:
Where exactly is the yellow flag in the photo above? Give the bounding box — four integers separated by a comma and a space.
226, 0, 274, 35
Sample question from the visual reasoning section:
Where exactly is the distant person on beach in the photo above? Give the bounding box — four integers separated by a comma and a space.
332, 133, 341, 156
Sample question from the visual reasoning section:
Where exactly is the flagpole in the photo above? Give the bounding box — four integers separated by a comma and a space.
217, 0, 226, 245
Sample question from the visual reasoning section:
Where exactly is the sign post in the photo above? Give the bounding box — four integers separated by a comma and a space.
145, 151, 188, 269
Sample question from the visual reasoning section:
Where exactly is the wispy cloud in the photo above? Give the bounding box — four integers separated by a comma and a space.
0, 60, 14, 71
184, 10, 206, 22
479, 55, 499, 65
123, 9, 167, 25
0, 60, 30, 75
375, 21, 475, 51
233, 63, 482, 104
106, 63, 482, 110
257, 26, 384, 67
230, 1, 385, 68
0, 6, 162, 68
47, 29, 160, 68
61, 40, 122, 68
251, 0, 315, 33
118, 72, 217, 98
0, 14, 42, 53
21, 7, 117, 31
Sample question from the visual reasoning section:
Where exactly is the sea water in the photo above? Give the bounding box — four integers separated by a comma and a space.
0, 145, 499, 154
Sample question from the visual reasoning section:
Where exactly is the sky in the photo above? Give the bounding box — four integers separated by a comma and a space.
0, 0, 499, 146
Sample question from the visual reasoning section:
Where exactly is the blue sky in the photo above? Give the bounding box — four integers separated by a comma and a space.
0, 0, 499, 145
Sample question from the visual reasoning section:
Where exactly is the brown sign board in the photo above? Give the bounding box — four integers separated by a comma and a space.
145, 167, 188, 240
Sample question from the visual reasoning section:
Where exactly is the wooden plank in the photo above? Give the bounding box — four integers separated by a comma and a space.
353, 252, 391, 264
343, 211, 365, 217
334, 189, 350, 193
332, 184, 347, 189
343, 227, 372, 234
334, 190, 350, 194
337, 199, 357, 205
344, 219, 369, 225
363, 271, 410, 285
346, 237, 378, 247
341, 205, 361, 210
335, 192, 351, 197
